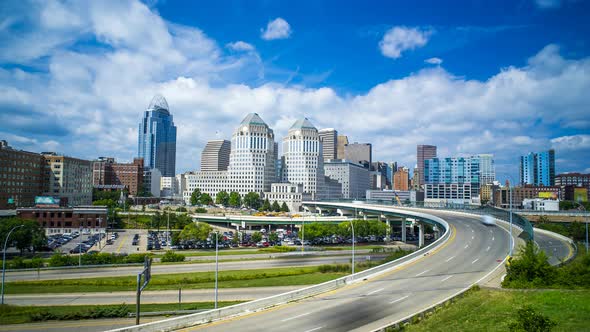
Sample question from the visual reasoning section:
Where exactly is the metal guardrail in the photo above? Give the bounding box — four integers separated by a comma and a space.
313, 199, 534, 241
107, 205, 451, 332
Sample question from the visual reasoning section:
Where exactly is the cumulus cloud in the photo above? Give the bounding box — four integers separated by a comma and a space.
226, 41, 255, 52
260, 17, 292, 40
379, 26, 432, 59
425, 57, 443, 65
1, 1, 589, 176
535, 0, 562, 9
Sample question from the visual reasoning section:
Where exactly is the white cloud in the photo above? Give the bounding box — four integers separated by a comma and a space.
1, 1, 589, 176
551, 135, 590, 151
226, 41, 255, 52
260, 17, 292, 40
425, 57, 443, 65
379, 26, 432, 59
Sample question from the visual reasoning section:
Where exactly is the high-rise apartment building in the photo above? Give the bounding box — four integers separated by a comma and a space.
138, 94, 177, 177
318, 128, 338, 161
417, 145, 437, 185
42, 152, 93, 206
283, 118, 325, 199
424, 156, 483, 204
519, 150, 555, 186
344, 142, 372, 168
0, 140, 45, 209
201, 140, 231, 171
478, 154, 496, 185
336, 135, 349, 160
92, 157, 144, 195
393, 167, 410, 191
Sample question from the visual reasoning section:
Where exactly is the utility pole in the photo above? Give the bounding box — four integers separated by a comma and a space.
2, 224, 24, 304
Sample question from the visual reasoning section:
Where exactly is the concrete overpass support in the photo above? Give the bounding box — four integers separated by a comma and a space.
401, 219, 406, 242
386, 219, 391, 241
418, 223, 425, 248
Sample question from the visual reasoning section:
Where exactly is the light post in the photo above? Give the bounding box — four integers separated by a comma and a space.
502, 173, 516, 257
167, 212, 170, 245
301, 215, 305, 255
214, 230, 219, 309
98, 217, 102, 250
2, 224, 24, 304
573, 202, 588, 253
350, 220, 355, 279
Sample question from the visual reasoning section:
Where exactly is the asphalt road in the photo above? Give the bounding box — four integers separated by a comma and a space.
534, 230, 573, 265
175, 208, 516, 332
4, 254, 387, 282
6, 286, 301, 306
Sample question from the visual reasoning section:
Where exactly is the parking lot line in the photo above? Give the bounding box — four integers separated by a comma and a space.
116, 233, 128, 254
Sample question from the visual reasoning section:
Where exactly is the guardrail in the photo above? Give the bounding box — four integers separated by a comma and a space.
108, 206, 451, 332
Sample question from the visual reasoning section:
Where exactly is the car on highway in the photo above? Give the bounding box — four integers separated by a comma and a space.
481, 215, 496, 226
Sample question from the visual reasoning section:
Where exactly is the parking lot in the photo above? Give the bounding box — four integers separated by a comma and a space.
101, 229, 147, 254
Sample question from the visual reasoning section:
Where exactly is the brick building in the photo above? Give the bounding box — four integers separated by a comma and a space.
42, 153, 93, 206
0, 140, 45, 209
17, 205, 108, 235
93, 157, 144, 195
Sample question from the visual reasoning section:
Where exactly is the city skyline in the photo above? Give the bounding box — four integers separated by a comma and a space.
0, 0, 589, 180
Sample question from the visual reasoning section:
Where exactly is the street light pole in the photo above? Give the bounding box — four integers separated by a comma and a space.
301, 215, 305, 255
350, 220, 355, 278
214, 230, 219, 309
2, 224, 24, 304
509, 183, 513, 257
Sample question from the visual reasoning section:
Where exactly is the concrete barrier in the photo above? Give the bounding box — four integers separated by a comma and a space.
107, 208, 451, 332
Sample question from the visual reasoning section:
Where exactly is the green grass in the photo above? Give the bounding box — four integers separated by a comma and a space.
4, 266, 348, 294
323, 245, 386, 251
402, 288, 590, 332
0, 301, 243, 325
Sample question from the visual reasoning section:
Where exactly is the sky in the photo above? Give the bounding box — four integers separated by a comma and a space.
1, 0, 589, 182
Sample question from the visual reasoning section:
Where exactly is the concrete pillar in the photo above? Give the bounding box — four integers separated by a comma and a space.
336, 209, 344, 217
410, 221, 416, 236
401, 220, 407, 242
418, 223, 424, 248
386, 219, 391, 241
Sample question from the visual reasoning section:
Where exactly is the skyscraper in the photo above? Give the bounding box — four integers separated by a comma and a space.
318, 128, 338, 161
424, 156, 481, 204
519, 150, 555, 186
344, 142, 372, 168
138, 94, 177, 177
336, 135, 349, 159
417, 145, 437, 184
283, 118, 325, 199
227, 113, 276, 195
393, 167, 410, 191
201, 140, 231, 171
477, 154, 495, 185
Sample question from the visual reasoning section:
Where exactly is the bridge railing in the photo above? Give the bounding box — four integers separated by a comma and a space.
310, 199, 534, 241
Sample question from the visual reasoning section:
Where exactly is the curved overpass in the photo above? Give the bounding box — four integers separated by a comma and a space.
174, 203, 512, 332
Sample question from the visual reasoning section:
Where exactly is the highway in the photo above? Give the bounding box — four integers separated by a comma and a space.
534, 230, 573, 265
5, 286, 301, 306
4, 254, 389, 282
170, 208, 525, 332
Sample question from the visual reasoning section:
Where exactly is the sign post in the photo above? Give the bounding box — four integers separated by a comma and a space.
136, 256, 152, 325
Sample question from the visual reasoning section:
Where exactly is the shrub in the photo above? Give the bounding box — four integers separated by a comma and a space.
194, 207, 207, 213
160, 251, 185, 263
508, 305, 557, 332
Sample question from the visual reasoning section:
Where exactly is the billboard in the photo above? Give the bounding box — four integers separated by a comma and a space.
574, 188, 588, 202
538, 192, 557, 199
34, 196, 60, 205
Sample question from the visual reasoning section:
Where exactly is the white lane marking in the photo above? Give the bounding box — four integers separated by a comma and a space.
549, 241, 553, 244
281, 312, 311, 322
489, 230, 493, 233
415, 270, 430, 277
472, 258, 479, 264
366, 288, 384, 296
303, 327, 324, 332
445, 256, 455, 262
390, 295, 410, 304
464, 244, 469, 249
492, 237, 495, 241
441, 275, 453, 282
486, 246, 491, 252
471, 236, 475, 240
471, 229, 475, 233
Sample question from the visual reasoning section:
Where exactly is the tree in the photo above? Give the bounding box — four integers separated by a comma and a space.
272, 201, 281, 212
228, 192, 241, 207
93, 199, 117, 209
215, 191, 230, 206
190, 188, 202, 206
243, 192, 261, 209
0, 218, 47, 254
268, 232, 279, 243
503, 241, 556, 287
179, 222, 212, 242
260, 198, 271, 212
200, 193, 213, 206
280, 202, 289, 212
508, 305, 556, 332
251, 232, 262, 243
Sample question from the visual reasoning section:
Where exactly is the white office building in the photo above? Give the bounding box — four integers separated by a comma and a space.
264, 183, 311, 212
324, 160, 370, 199
183, 113, 276, 204
282, 118, 325, 200
143, 168, 161, 197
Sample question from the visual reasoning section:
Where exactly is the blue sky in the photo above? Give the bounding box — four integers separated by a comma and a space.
0, 0, 589, 181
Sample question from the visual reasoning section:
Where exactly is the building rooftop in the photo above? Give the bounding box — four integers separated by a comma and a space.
240, 113, 267, 126
148, 94, 170, 114
290, 118, 316, 131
